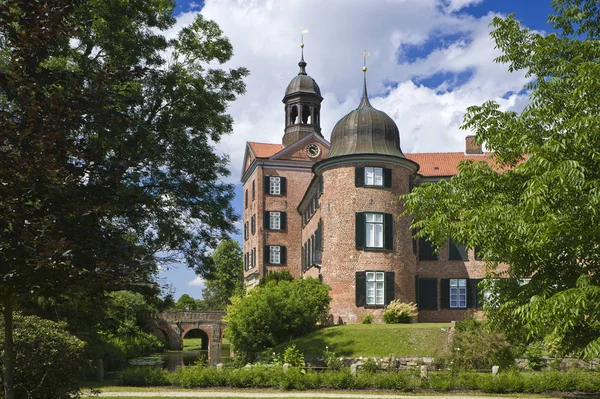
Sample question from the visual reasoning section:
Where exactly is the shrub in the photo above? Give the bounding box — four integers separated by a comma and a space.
118, 367, 171, 386
360, 314, 373, 324
224, 277, 330, 363
0, 314, 89, 399
323, 346, 343, 370
382, 301, 417, 324
361, 358, 380, 373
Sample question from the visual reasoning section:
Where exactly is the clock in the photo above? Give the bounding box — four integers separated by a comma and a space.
306, 143, 321, 158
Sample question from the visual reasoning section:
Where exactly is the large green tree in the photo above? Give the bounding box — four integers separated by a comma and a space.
403, 0, 600, 358
0, 1, 247, 397
202, 239, 244, 310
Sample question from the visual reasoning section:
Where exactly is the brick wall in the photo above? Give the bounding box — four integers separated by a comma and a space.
318, 162, 417, 323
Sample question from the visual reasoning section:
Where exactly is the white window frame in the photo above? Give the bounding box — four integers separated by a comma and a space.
365, 213, 384, 248
269, 211, 281, 230
450, 278, 467, 308
366, 271, 385, 305
364, 167, 383, 186
269, 246, 281, 265
269, 176, 281, 195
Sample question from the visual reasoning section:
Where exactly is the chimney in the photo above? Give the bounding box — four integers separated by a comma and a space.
465, 135, 483, 154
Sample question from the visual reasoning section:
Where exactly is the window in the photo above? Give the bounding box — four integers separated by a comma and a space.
264, 211, 286, 230
417, 278, 438, 310
449, 239, 468, 260
355, 212, 393, 250
251, 248, 256, 268
264, 176, 286, 196
355, 167, 391, 187
264, 245, 286, 265
252, 180, 255, 200
450, 279, 467, 308
244, 253, 248, 271
244, 222, 248, 240
418, 236, 437, 260
441, 278, 483, 309
251, 215, 256, 235
245, 189, 248, 208
365, 167, 383, 186
366, 271, 385, 305
366, 213, 384, 248
355, 271, 395, 307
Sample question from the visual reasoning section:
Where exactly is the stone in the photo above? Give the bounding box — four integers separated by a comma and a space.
420, 365, 428, 379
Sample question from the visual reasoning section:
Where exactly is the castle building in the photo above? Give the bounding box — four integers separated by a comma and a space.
241, 50, 505, 323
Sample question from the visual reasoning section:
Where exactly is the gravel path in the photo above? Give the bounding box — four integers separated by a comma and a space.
93, 391, 555, 398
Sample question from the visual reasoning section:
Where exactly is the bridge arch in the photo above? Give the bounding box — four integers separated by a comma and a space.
144, 311, 226, 365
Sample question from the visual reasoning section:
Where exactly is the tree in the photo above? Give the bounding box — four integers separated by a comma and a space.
224, 277, 331, 363
0, 1, 247, 397
403, 0, 600, 358
202, 239, 244, 310
171, 293, 207, 311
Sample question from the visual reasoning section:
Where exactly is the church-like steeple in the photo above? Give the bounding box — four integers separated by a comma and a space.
282, 39, 323, 147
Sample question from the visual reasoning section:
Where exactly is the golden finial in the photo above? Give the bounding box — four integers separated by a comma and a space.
301, 28, 308, 48
363, 50, 370, 72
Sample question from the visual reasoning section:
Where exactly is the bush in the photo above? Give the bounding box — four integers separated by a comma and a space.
0, 314, 89, 399
323, 346, 343, 370
360, 314, 373, 324
118, 367, 171, 386
382, 301, 417, 324
224, 277, 330, 363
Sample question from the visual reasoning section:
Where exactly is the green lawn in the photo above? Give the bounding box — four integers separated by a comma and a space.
275, 323, 451, 358
183, 338, 204, 352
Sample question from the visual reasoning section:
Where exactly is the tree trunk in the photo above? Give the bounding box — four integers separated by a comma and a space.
3, 299, 15, 399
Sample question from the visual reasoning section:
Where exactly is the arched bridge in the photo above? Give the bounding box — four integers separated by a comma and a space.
144, 311, 227, 364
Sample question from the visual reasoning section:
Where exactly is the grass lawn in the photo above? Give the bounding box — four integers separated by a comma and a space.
183, 338, 204, 352
275, 323, 451, 358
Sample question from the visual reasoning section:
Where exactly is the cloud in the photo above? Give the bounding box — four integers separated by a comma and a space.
166, 0, 532, 182
187, 276, 205, 287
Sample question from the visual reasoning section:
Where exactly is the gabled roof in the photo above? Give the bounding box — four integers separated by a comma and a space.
248, 142, 284, 158
405, 152, 495, 177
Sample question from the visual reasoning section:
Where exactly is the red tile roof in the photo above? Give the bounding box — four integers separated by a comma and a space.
405, 152, 498, 177
248, 142, 283, 158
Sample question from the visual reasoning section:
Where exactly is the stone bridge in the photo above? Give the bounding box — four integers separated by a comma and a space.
144, 311, 227, 364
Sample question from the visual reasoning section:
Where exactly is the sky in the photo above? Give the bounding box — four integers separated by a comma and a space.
158, 0, 556, 300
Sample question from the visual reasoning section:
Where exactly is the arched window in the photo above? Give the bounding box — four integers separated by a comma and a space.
302, 106, 311, 124
290, 105, 298, 125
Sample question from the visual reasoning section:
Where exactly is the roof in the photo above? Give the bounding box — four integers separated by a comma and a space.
248, 142, 283, 158
406, 152, 497, 177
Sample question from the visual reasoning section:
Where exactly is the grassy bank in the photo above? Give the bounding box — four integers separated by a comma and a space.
275, 323, 451, 358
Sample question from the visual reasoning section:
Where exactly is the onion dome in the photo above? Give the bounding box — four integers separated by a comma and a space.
327, 72, 404, 158
283, 52, 322, 100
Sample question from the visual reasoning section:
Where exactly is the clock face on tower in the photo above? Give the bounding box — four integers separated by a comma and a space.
306, 143, 321, 158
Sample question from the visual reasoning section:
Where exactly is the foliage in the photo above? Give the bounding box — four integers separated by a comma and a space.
361, 358, 380, 373
402, 0, 600, 358
118, 367, 172, 387
0, 0, 247, 396
323, 346, 343, 370
360, 314, 373, 324
224, 277, 330, 363
259, 270, 295, 286
382, 301, 418, 324
202, 240, 244, 310
442, 319, 514, 371
0, 314, 88, 399
170, 294, 207, 312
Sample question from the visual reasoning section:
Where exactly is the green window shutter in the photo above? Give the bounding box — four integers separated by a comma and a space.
264, 246, 270, 265
355, 271, 366, 307
280, 212, 287, 230
418, 278, 438, 310
467, 279, 483, 308
384, 213, 393, 250
355, 212, 366, 249
385, 272, 395, 305
355, 167, 365, 187
383, 168, 392, 187
419, 237, 438, 260
264, 212, 269, 229
440, 279, 450, 308
280, 177, 287, 196
449, 239, 468, 260
264, 176, 270, 194
315, 220, 322, 251
280, 246, 287, 265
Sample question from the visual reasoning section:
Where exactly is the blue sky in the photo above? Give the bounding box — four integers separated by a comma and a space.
159, 0, 556, 300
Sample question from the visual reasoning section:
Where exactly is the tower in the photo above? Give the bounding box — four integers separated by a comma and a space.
281, 44, 323, 147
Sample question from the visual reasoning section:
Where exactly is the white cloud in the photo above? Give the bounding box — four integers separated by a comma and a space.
187, 276, 205, 287
168, 0, 532, 181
